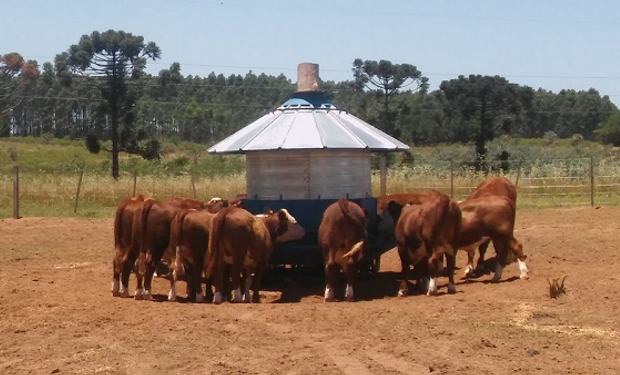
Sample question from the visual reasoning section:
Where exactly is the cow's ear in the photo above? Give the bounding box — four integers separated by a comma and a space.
277, 209, 288, 222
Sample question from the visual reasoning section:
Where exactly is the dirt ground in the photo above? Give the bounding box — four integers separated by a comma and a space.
1, 207, 620, 375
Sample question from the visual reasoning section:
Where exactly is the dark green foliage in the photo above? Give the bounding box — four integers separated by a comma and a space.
2, 47, 618, 172
54, 30, 161, 178
595, 111, 620, 146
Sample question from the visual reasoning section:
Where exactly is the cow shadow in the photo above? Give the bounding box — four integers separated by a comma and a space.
455, 257, 522, 285
261, 267, 403, 303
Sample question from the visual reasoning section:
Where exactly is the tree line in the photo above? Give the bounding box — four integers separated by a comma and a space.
2, 30, 619, 177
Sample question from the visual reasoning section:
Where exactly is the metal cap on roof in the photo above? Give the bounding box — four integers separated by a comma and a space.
207, 90, 409, 154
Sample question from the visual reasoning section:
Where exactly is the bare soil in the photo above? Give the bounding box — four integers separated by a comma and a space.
1, 207, 620, 375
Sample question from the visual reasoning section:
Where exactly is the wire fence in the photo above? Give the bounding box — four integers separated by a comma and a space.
2, 156, 619, 218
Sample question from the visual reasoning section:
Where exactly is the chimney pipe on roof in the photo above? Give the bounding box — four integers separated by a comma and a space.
297, 63, 320, 92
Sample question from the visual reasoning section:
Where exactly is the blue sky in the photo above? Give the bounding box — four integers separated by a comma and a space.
3, 0, 620, 103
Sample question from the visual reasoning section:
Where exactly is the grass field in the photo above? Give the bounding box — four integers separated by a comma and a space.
1, 136, 619, 218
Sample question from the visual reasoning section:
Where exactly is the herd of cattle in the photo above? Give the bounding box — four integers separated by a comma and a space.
111, 176, 529, 304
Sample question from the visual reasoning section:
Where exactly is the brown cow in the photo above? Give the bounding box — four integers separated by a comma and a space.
387, 191, 461, 296
112, 194, 152, 297
167, 209, 217, 302
464, 176, 518, 276
206, 207, 305, 304
459, 195, 529, 281
318, 198, 368, 302
133, 197, 226, 300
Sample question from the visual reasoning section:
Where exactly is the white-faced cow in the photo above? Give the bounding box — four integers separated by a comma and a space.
387, 191, 461, 296
459, 195, 529, 281
462, 176, 528, 280
112, 194, 152, 297
167, 209, 217, 302
206, 207, 305, 304
133, 197, 227, 300
318, 198, 368, 302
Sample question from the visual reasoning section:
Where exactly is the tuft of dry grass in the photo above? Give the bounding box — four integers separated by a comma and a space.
548, 275, 568, 298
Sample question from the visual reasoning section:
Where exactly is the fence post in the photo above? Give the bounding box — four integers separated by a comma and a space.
74, 169, 84, 213
132, 170, 138, 197
190, 171, 197, 199
590, 156, 594, 207
12, 165, 19, 219
450, 159, 454, 199
380, 153, 387, 196
515, 159, 523, 189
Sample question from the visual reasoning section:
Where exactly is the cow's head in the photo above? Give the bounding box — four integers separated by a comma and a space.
258, 208, 305, 243
204, 197, 228, 213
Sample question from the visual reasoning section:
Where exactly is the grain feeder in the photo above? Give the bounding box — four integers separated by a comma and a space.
208, 63, 409, 271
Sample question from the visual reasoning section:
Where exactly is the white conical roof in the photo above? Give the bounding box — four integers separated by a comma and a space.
207, 92, 409, 154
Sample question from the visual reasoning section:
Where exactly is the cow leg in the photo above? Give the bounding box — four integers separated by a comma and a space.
112, 251, 122, 297
344, 257, 357, 302
397, 247, 410, 297
491, 240, 509, 283
168, 247, 180, 302
250, 263, 269, 303
192, 255, 206, 303
446, 253, 457, 294
324, 260, 338, 302
426, 255, 441, 296
132, 252, 146, 300
242, 269, 253, 303
230, 261, 243, 303
464, 248, 476, 278
212, 262, 225, 305
476, 240, 491, 273
509, 238, 529, 279
142, 253, 156, 301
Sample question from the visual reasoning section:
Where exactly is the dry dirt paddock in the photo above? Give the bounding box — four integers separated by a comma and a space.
1, 207, 620, 375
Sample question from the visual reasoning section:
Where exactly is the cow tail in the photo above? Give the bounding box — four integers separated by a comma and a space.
338, 198, 368, 258
114, 201, 129, 252
172, 209, 190, 276
136, 199, 157, 273
205, 208, 227, 279
342, 241, 364, 259
113, 200, 130, 274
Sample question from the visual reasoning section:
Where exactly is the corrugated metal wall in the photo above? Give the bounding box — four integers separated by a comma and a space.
246, 150, 371, 199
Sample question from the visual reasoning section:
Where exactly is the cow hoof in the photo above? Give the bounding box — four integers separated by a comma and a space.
397, 289, 407, 297
242, 295, 251, 303
427, 289, 438, 296
251, 294, 261, 304
213, 292, 223, 305
143, 290, 153, 301
195, 293, 205, 303
345, 296, 355, 302
448, 283, 457, 294
520, 272, 530, 280
232, 289, 243, 303
120, 288, 130, 298
464, 265, 474, 277
167, 289, 177, 302
134, 288, 144, 300
490, 276, 501, 283
324, 297, 336, 303
111, 280, 120, 296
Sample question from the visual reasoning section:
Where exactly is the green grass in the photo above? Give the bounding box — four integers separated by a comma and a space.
1, 136, 619, 218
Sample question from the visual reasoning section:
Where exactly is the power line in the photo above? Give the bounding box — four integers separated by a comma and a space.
16, 55, 620, 81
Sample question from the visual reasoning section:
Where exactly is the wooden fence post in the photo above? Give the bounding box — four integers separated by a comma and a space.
74, 169, 84, 213
190, 171, 197, 199
12, 165, 19, 219
450, 159, 454, 199
132, 170, 138, 197
515, 159, 523, 189
380, 153, 387, 196
590, 156, 595, 207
